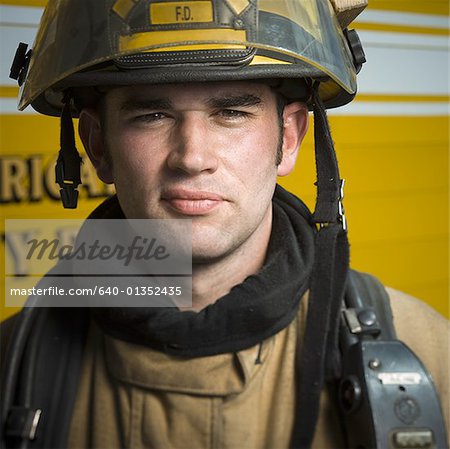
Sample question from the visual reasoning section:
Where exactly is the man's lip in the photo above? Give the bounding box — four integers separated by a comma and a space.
161, 190, 224, 215
162, 189, 224, 201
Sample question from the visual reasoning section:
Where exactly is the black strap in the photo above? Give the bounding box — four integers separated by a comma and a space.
290, 83, 350, 448
1, 307, 89, 449
312, 82, 342, 225
291, 224, 349, 449
1, 308, 38, 447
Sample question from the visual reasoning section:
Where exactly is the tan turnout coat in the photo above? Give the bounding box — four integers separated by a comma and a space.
68, 289, 449, 449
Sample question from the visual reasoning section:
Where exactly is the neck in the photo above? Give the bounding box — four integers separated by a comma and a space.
181, 209, 273, 311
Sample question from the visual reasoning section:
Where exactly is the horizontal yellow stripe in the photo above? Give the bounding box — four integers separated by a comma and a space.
356, 94, 450, 103
0, 0, 47, 6
119, 28, 246, 52
146, 43, 246, 51
369, 2, 449, 17
0, 86, 19, 98
354, 22, 449, 36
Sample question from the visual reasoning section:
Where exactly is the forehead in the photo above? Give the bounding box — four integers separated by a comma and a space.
104, 80, 277, 107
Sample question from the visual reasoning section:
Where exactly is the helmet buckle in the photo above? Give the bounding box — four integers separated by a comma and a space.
10, 42, 32, 86
344, 29, 366, 74
55, 156, 80, 209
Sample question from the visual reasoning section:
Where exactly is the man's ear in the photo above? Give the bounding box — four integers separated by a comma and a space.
78, 108, 114, 184
277, 102, 309, 177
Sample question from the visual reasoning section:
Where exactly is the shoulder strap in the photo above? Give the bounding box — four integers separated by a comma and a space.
1, 307, 89, 449
336, 270, 448, 449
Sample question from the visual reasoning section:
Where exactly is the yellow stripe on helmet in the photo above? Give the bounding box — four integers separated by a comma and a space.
119, 28, 247, 52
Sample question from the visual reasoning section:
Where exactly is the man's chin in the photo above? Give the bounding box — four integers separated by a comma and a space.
191, 250, 226, 265
191, 242, 234, 265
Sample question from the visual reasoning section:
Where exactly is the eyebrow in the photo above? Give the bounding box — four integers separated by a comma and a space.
207, 94, 262, 109
119, 98, 173, 112
118, 93, 263, 112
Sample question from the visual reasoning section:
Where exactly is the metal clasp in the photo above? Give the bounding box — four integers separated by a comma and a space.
5, 407, 42, 440
339, 179, 347, 232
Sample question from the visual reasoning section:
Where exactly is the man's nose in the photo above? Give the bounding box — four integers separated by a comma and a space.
167, 115, 219, 175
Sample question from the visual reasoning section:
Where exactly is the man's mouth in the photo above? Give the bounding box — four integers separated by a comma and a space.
161, 189, 224, 215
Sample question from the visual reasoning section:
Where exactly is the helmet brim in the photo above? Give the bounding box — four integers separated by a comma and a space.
32, 63, 354, 116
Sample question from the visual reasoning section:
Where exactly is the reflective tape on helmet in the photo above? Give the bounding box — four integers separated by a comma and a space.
118, 28, 247, 52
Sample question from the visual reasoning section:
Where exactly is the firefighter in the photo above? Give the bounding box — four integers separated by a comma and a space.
2, 0, 448, 448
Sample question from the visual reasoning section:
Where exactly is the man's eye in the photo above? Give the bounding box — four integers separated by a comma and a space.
135, 112, 166, 122
218, 109, 249, 119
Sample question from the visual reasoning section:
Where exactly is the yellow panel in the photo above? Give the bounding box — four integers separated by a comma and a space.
1, 114, 114, 320
346, 194, 448, 244
119, 28, 246, 52
1, 115, 66, 151
356, 94, 450, 103
329, 116, 448, 146
151, 1, 213, 25
279, 115, 449, 318
349, 239, 449, 318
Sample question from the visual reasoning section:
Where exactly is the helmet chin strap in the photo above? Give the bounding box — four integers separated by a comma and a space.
291, 82, 350, 448
56, 91, 82, 208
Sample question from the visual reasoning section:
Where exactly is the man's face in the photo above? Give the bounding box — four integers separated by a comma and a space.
80, 81, 307, 262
